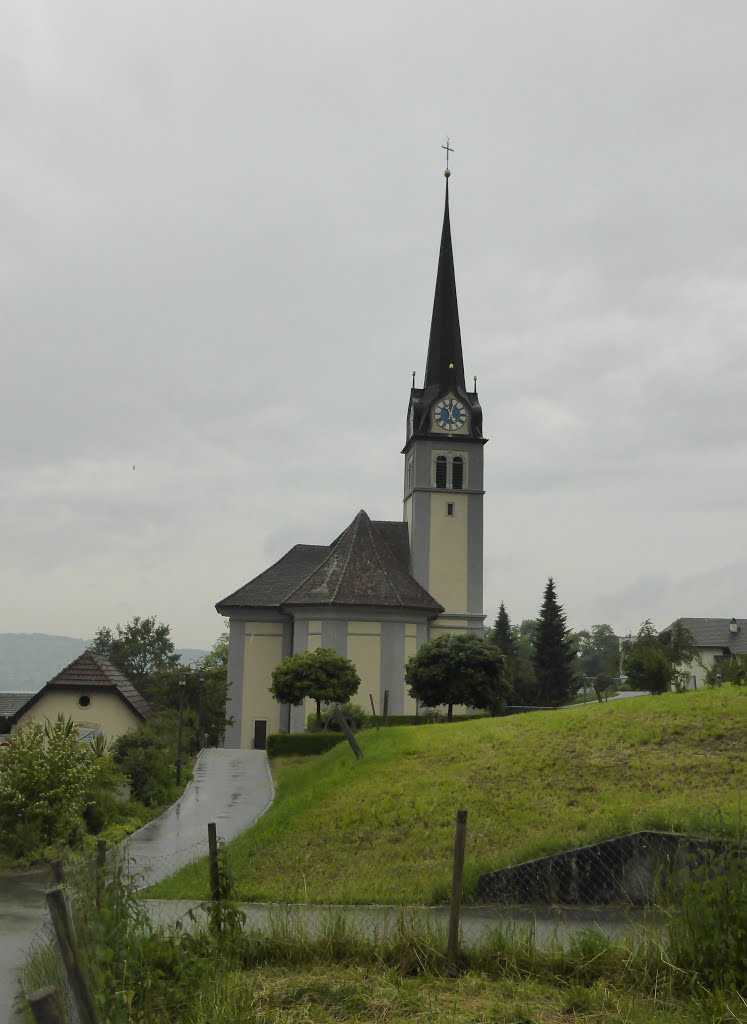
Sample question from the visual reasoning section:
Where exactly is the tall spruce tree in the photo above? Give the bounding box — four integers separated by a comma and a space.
491, 603, 516, 660
533, 578, 576, 706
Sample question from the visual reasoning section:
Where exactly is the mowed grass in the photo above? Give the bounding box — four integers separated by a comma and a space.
178, 963, 716, 1024
151, 688, 747, 904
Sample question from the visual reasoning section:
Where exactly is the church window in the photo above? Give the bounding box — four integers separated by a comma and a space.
433, 452, 468, 489
406, 457, 414, 492
447, 502, 455, 516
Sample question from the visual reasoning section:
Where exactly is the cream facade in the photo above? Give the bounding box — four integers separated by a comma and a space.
14, 688, 140, 740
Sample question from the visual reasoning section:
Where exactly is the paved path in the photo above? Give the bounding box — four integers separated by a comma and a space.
121, 748, 274, 888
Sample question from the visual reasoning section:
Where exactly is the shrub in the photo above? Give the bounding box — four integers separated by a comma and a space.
267, 733, 345, 756
667, 841, 747, 991
0, 717, 101, 861
113, 711, 187, 806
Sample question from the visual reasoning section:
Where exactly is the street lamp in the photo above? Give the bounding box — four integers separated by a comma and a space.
176, 671, 186, 786
198, 672, 206, 750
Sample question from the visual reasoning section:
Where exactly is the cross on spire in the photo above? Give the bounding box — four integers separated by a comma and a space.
441, 136, 453, 174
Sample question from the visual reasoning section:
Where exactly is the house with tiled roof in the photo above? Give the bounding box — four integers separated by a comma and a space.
218, 171, 488, 749
660, 617, 747, 688
9, 650, 150, 741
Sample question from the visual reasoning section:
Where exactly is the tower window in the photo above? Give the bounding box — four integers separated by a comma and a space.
433, 452, 468, 490
447, 502, 455, 516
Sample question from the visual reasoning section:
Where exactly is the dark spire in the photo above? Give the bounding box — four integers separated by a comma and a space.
423, 178, 465, 390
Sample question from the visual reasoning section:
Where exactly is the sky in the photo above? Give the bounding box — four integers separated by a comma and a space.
3, 1, 747, 650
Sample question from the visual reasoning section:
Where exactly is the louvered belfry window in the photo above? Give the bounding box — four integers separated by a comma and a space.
452, 456, 464, 490
435, 455, 448, 489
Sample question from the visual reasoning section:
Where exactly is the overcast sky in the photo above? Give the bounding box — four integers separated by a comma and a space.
3, 1, 747, 651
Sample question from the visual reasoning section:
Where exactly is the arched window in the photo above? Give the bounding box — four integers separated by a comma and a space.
433, 453, 468, 490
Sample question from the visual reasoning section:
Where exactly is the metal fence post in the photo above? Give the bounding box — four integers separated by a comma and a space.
45, 887, 99, 1024
208, 822, 221, 902
447, 809, 468, 967
27, 987, 65, 1024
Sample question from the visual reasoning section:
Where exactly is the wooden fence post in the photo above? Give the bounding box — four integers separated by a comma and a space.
447, 809, 468, 967
383, 689, 389, 727
46, 887, 99, 1024
27, 987, 65, 1024
334, 707, 363, 760
369, 694, 379, 730
208, 822, 221, 902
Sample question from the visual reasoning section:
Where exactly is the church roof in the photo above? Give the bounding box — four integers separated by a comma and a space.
424, 180, 465, 392
10, 651, 151, 724
217, 513, 442, 615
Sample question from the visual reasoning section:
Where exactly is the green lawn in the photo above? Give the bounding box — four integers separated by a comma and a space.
151, 688, 747, 904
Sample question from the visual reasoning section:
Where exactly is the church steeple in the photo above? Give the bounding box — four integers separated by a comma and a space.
424, 180, 465, 391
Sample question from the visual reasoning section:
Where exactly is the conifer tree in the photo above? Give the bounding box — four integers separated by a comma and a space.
491, 602, 516, 661
533, 578, 576, 706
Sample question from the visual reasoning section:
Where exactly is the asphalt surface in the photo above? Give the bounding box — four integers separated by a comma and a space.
121, 747, 274, 888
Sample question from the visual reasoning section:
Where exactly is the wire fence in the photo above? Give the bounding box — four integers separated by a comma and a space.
19, 811, 743, 1022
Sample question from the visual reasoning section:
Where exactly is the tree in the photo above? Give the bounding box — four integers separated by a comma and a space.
623, 620, 673, 694
489, 604, 537, 706
406, 633, 508, 720
574, 624, 620, 680
270, 648, 361, 728
512, 618, 540, 705
659, 619, 701, 689
90, 615, 180, 685
533, 578, 576, 706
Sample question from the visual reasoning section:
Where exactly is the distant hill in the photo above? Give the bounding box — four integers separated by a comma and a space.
0, 633, 207, 692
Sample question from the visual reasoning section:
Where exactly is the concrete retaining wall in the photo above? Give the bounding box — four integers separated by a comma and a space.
476, 831, 723, 906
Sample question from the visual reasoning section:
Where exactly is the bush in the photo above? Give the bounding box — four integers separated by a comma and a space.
667, 841, 747, 991
319, 703, 371, 731
0, 717, 101, 861
267, 732, 345, 756
113, 711, 190, 806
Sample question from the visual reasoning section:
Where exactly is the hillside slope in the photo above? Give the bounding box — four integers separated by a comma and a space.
152, 689, 747, 904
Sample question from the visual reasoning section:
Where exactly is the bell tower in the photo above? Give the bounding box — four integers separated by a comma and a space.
402, 167, 487, 638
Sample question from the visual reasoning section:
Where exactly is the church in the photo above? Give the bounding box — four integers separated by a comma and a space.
219, 169, 488, 749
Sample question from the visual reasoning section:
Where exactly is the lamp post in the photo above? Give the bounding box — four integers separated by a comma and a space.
198, 672, 206, 750
176, 671, 186, 786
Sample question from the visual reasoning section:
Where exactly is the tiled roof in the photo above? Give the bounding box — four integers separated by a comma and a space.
11, 651, 151, 724
286, 510, 442, 612
216, 544, 330, 611
0, 692, 35, 718
217, 514, 442, 615
660, 618, 747, 656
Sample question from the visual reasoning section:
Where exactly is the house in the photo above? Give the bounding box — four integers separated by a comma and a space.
9, 650, 151, 742
0, 692, 35, 735
218, 170, 488, 749
660, 618, 747, 688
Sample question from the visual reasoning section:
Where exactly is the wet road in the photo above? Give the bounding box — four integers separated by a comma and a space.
121, 748, 274, 888
142, 899, 659, 949
0, 870, 48, 1024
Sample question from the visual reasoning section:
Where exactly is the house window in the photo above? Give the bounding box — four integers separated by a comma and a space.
433, 453, 467, 490
78, 695, 91, 708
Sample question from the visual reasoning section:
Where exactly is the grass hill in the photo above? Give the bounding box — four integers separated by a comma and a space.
152, 688, 747, 904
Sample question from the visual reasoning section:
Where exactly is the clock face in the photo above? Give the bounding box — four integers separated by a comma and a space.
434, 398, 467, 431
